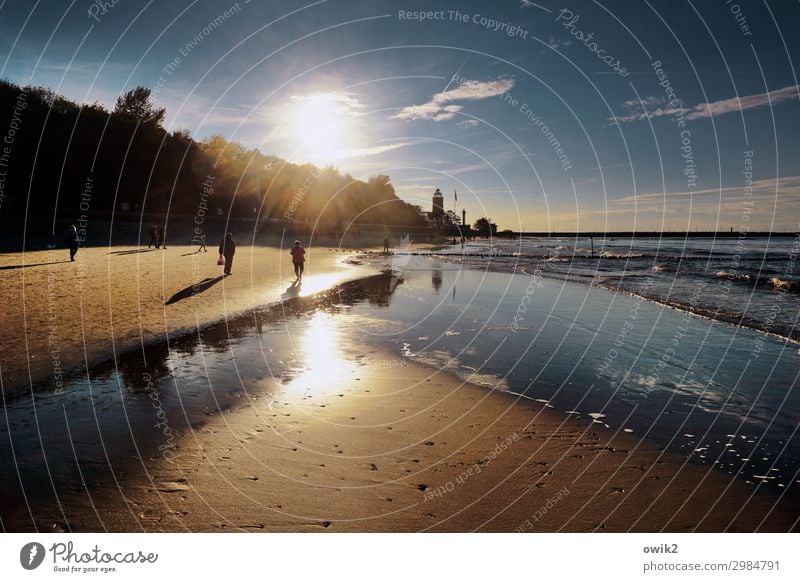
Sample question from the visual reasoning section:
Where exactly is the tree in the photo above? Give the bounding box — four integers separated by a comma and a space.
445, 210, 460, 225
474, 217, 491, 236
113, 86, 166, 125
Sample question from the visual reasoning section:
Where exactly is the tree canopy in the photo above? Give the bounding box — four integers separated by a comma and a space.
0, 78, 425, 229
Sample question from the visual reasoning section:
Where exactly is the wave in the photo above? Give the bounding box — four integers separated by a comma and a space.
599, 251, 646, 259
768, 277, 800, 293
651, 264, 673, 272
715, 270, 753, 282
714, 271, 800, 293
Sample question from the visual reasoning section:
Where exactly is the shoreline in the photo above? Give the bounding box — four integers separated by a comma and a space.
0, 243, 381, 397
386, 245, 800, 344
1, 246, 797, 532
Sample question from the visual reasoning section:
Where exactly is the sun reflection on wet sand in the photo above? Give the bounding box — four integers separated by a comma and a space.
285, 311, 352, 394
278, 263, 366, 302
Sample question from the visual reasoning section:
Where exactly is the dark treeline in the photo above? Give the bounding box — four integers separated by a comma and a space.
0, 79, 424, 227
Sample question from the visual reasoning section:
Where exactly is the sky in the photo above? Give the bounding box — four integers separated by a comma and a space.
1, 0, 799, 231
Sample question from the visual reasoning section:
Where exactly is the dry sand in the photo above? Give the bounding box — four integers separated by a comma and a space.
1, 243, 796, 532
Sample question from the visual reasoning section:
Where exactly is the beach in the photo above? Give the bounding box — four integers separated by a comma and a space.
0, 241, 372, 396
0, 243, 797, 532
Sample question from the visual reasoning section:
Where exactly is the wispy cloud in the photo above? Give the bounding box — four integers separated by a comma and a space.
334, 141, 415, 159
687, 84, 799, 120
615, 175, 800, 204
611, 85, 800, 124
390, 78, 515, 122
457, 119, 481, 128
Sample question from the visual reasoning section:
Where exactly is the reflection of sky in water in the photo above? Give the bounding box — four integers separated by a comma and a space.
342, 265, 800, 494
418, 237, 800, 342
2, 264, 798, 527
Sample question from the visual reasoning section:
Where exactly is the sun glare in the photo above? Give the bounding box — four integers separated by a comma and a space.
289, 93, 357, 164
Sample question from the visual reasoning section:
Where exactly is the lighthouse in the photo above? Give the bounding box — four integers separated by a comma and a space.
431, 188, 444, 219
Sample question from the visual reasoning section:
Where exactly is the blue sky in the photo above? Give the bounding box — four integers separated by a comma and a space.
2, 0, 799, 231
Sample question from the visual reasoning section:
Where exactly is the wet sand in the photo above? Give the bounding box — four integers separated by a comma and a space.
0, 242, 374, 396
0, 270, 795, 532
2, 346, 795, 532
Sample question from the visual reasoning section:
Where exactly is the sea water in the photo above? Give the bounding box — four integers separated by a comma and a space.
347, 251, 800, 495
427, 236, 800, 341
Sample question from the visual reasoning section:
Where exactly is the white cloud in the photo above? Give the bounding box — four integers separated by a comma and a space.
615, 175, 800, 204
390, 78, 515, 122
611, 85, 799, 124
457, 119, 481, 128
334, 141, 415, 159
686, 84, 799, 120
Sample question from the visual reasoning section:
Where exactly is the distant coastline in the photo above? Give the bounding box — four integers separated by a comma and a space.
511, 231, 797, 238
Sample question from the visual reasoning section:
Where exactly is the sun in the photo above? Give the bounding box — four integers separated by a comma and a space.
288, 93, 358, 164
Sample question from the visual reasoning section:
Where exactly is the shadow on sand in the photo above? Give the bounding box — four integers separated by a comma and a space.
0, 260, 73, 270
108, 249, 158, 256
165, 275, 225, 305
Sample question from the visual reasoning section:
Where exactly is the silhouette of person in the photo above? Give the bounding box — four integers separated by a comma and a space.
383, 236, 390, 253
218, 232, 236, 275
291, 240, 305, 280
198, 231, 207, 252
65, 225, 79, 261
149, 225, 158, 248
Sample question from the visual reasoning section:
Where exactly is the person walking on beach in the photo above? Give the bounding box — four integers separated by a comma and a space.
383, 236, 390, 253
198, 230, 207, 252
219, 232, 236, 276
65, 225, 79, 261
148, 225, 159, 248
291, 240, 306, 280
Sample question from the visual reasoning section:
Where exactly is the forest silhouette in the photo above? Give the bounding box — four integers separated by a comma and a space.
0, 79, 425, 229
